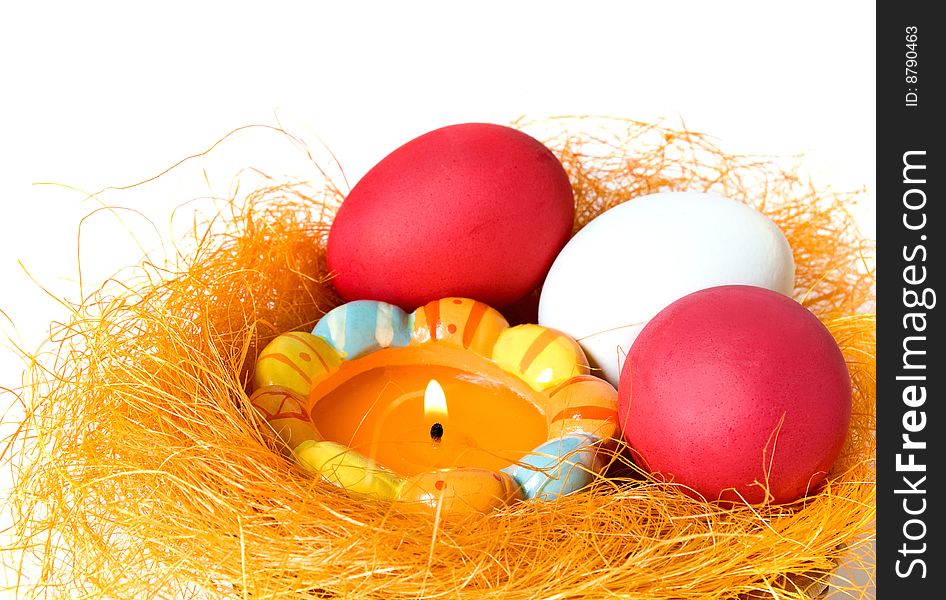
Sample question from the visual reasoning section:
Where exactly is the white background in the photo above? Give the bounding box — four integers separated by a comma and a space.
1, 1, 875, 595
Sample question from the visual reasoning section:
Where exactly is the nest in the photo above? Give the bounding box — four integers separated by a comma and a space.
3, 118, 875, 598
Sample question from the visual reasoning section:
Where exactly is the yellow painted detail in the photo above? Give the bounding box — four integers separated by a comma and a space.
253, 332, 343, 396
545, 376, 620, 440
395, 468, 523, 515
249, 386, 324, 454
294, 440, 404, 502
492, 324, 590, 391
410, 298, 509, 356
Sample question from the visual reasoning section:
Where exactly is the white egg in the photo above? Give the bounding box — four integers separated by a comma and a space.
538, 191, 795, 386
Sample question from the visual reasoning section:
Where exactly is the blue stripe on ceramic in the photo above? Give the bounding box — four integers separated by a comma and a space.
502, 434, 603, 501
312, 300, 412, 359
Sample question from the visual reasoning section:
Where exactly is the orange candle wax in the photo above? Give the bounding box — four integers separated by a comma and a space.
309, 344, 549, 476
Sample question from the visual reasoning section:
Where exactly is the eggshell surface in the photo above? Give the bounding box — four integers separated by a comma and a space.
328, 123, 574, 310
618, 285, 851, 504
538, 191, 795, 386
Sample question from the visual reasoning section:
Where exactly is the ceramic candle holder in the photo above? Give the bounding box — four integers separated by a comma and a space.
250, 297, 619, 515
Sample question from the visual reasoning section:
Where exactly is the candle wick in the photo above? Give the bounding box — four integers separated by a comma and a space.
430, 422, 444, 443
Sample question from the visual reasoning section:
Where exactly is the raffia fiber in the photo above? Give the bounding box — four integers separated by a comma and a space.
3, 118, 875, 599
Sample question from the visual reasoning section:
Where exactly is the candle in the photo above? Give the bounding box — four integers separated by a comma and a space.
251, 298, 619, 514
310, 344, 549, 475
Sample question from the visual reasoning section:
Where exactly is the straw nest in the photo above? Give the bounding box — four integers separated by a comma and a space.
3, 118, 875, 599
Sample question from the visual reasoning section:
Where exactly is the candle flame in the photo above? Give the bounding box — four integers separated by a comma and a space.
423, 379, 448, 420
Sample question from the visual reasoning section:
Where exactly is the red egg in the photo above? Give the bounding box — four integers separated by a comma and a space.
618, 285, 851, 504
327, 123, 574, 310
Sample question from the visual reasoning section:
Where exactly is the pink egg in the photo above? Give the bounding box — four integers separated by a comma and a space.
327, 123, 574, 310
618, 285, 851, 504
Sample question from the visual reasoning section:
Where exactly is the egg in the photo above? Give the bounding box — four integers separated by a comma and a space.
618, 285, 852, 504
327, 123, 574, 310
538, 191, 795, 386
